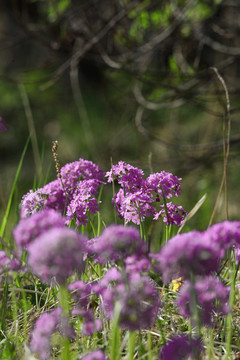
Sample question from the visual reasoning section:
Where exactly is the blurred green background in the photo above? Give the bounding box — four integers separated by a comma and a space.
1, 0, 240, 233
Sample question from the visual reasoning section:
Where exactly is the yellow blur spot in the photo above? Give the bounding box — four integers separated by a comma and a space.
171, 277, 183, 291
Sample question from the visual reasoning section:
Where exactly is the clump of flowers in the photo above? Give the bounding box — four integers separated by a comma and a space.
205, 220, 240, 258
27, 227, 87, 284
176, 276, 230, 327
13, 209, 66, 250
106, 161, 186, 225
30, 307, 62, 360
159, 335, 204, 360
93, 268, 160, 331
65, 179, 102, 226
91, 224, 147, 264
152, 230, 220, 283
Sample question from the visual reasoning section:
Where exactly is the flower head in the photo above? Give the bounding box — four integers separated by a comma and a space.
205, 220, 240, 258
94, 269, 160, 331
13, 209, 66, 250
30, 308, 61, 360
61, 158, 103, 196
28, 228, 86, 284
92, 224, 147, 263
177, 276, 230, 326
159, 335, 204, 360
152, 231, 220, 283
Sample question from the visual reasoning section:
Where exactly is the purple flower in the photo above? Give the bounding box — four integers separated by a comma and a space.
30, 307, 61, 360
92, 225, 147, 263
113, 189, 155, 225
80, 350, 106, 360
106, 161, 144, 192
20, 180, 66, 218
95, 269, 160, 331
145, 171, 182, 199
0, 251, 11, 274
159, 335, 204, 360
61, 158, 103, 196
20, 189, 45, 218
152, 231, 220, 283
27, 228, 86, 284
66, 179, 101, 226
0, 116, 7, 131
176, 276, 230, 327
13, 209, 66, 250
205, 220, 240, 258
153, 202, 187, 226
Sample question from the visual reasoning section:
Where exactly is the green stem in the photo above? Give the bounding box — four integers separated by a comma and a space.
128, 331, 136, 360
58, 285, 71, 360
110, 301, 122, 360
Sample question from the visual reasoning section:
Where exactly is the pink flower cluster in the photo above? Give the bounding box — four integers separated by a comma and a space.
106, 161, 186, 225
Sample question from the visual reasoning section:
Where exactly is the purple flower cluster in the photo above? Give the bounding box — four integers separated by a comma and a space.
20, 158, 103, 227
13, 209, 66, 250
91, 224, 147, 263
66, 179, 101, 226
30, 307, 61, 360
152, 231, 220, 283
106, 161, 186, 225
93, 268, 160, 331
28, 227, 86, 284
159, 335, 203, 360
177, 276, 230, 327
151, 221, 236, 328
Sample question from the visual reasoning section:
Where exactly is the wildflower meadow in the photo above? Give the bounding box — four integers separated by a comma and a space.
1, 134, 240, 360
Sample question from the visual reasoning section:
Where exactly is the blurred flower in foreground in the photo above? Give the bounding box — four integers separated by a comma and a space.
151, 231, 220, 283
28, 228, 86, 284
177, 276, 230, 327
13, 209, 66, 250
79, 349, 106, 360
30, 308, 61, 360
159, 335, 204, 360
0, 116, 7, 131
93, 269, 160, 331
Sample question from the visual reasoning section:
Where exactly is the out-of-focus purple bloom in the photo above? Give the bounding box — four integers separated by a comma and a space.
151, 231, 220, 283
0, 116, 7, 131
153, 202, 187, 226
13, 209, 66, 250
177, 276, 230, 327
20, 180, 66, 218
145, 171, 182, 199
28, 228, 86, 284
61, 158, 103, 196
159, 335, 204, 360
92, 225, 147, 263
80, 350, 106, 360
0, 251, 10, 274
95, 269, 160, 331
66, 179, 101, 226
30, 307, 61, 360
205, 220, 240, 258
125, 254, 151, 273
